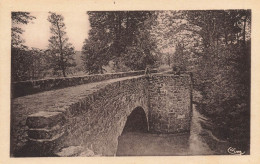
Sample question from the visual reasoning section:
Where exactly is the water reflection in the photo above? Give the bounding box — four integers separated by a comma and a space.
116, 132, 189, 156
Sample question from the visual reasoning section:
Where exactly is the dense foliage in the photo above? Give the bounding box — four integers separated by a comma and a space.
82, 11, 158, 74
11, 47, 50, 81
157, 10, 251, 151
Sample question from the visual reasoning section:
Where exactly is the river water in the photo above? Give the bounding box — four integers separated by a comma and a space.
116, 104, 230, 156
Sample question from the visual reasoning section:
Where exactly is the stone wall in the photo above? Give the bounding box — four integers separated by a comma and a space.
148, 74, 193, 133
11, 70, 147, 98
25, 76, 150, 156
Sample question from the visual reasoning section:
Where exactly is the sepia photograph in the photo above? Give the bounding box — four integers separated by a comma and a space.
10, 10, 251, 157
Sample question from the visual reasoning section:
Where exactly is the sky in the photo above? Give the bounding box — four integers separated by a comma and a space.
20, 12, 90, 51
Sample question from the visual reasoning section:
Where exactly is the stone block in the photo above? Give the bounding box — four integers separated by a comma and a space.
177, 114, 186, 119
55, 146, 85, 157
26, 111, 64, 128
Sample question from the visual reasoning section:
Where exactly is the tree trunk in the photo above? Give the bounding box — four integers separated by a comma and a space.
100, 65, 103, 74
126, 12, 129, 43
243, 15, 247, 45
224, 32, 228, 45
62, 67, 66, 77
56, 21, 65, 77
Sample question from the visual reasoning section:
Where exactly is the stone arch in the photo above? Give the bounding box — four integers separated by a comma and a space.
116, 106, 148, 155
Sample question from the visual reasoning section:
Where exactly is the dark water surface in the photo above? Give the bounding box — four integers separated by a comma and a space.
116, 104, 230, 156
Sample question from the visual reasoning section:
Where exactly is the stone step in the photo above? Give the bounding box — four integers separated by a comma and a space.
28, 124, 65, 139
26, 111, 64, 128
27, 131, 66, 156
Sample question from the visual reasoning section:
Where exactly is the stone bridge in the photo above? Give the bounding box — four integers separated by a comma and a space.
11, 70, 193, 157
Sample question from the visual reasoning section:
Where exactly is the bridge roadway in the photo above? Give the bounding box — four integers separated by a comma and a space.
11, 75, 144, 156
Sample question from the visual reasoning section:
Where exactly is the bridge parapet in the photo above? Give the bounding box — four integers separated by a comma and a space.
12, 70, 156, 98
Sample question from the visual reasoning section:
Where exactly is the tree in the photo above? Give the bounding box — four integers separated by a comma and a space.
82, 39, 107, 74
184, 10, 251, 150
47, 12, 75, 77
82, 11, 157, 74
11, 12, 36, 48
11, 12, 37, 81
152, 10, 251, 151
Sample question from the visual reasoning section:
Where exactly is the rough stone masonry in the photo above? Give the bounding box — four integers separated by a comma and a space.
148, 74, 193, 134
11, 72, 192, 156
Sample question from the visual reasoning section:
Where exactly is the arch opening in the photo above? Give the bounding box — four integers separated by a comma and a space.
122, 107, 148, 133
116, 107, 148, 156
